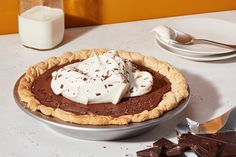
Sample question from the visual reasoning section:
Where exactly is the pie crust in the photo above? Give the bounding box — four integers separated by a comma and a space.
17, 49, 189, 125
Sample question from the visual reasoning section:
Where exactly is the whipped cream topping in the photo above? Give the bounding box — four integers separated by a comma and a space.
51, 50, 153, 104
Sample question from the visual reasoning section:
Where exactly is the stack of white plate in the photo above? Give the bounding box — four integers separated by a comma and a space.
153, 18, 236, 61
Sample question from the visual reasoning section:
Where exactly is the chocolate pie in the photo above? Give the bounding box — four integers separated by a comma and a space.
17, 49, 189, 125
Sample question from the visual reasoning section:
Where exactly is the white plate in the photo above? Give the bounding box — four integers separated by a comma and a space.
155, 37, 236, 61
154, 17, 236, 56
155, 18, 236, 61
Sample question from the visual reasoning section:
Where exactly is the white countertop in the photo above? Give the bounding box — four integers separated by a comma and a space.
1, 10, 236, 157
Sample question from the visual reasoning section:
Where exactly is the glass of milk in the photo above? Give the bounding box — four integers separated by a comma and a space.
19, 0, 64, 50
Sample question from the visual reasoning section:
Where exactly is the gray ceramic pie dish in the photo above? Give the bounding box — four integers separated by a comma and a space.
14, 76, 190, 141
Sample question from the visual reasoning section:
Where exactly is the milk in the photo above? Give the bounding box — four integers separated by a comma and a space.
18, 6, 64, 50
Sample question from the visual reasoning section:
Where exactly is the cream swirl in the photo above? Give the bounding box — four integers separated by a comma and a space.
51, 50, 153, 104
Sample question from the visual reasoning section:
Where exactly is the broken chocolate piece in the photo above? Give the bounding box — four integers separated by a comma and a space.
136, 131, 236, 157
178, 133, 222, 157
153, 138, 176, 149
192, 143, 222, 157
136, 147, 162, 157
153, 138, 187, 156
166, 145, 189, 156
178, 133, 236, 157
199, 131, 236, 145
219, 144, 236, 157
198, 131, 236, 157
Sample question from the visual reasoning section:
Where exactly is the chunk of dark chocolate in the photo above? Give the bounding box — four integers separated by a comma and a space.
136, 147, 162, 157
178, 133, 223, 157
153, 138, 176, 149
166, 145, 189, 156
199, 131, 236, 145
153, 138, 187, 156
219, 144, 236, 157
136, 131, 236, 157
192, 143, 222, 157
178, 133, 236, 157
198, 131, 236, 156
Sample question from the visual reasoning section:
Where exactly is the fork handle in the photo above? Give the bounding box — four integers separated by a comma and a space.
193, 39, 236, 50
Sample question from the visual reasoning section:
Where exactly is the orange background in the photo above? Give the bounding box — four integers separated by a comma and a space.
1, 0, 236, 34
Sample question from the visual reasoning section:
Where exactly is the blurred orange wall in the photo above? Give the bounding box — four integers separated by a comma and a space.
1, 0, 236, 34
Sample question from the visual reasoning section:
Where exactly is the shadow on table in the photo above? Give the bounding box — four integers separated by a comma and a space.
59, 25, 96, 47
118, 70, 221, 143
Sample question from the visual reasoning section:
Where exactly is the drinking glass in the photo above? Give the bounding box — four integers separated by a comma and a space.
19, 0, 64, 50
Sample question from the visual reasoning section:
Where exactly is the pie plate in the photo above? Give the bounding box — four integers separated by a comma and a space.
14, 75, 190, 141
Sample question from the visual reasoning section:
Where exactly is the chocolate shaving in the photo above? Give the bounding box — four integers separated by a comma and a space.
96, 93, 101, 96
57, 74, 62, 78
72, 67, 88, 75
60, 84, 64, 89
72, 67, 79, 72
107, 70, 110, 75
105, 60, 112, 64
101, 72, 111, 81
83, 78, 87, 81
130, 87, 134, 93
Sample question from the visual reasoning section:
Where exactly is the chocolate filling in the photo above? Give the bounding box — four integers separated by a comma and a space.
31, 60, 171, 117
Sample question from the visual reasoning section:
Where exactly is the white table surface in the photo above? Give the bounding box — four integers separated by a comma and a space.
1, 10, 236, 157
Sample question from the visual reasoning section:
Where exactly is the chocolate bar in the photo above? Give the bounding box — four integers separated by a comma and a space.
178, 133, 222, 157
153, 138, 188, 156
136, 131, 236, 157
199, 131, 236, 144
137, 138, 187, 157
153, 138, 176, 149
178, 132, 236, 157
166, 145, 189, 156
